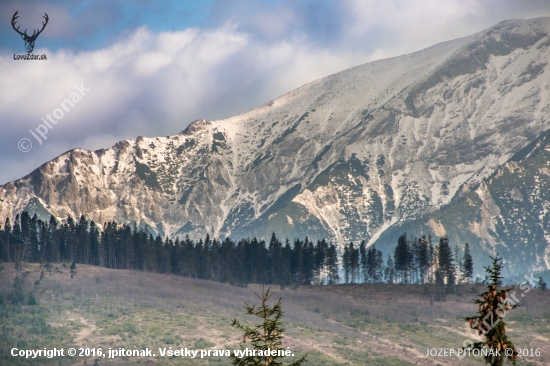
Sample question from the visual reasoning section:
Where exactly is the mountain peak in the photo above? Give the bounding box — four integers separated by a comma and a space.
2, 18, 550, 275
182, 119, 213, 135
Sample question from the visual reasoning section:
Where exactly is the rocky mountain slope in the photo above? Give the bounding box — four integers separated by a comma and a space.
374, 129, 550, 276
2, 18, 550, 274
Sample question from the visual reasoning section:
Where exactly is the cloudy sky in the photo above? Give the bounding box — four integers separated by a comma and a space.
1, 0, 549, 184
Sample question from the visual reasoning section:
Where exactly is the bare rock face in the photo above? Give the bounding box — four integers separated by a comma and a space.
2, 18, 550, 274
375, 129, 550, 276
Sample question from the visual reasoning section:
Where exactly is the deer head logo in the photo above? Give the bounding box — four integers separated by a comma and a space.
12, 11, 49, 54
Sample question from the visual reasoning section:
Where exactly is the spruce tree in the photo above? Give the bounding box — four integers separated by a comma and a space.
350, 243, 360, 283
0, 220, 8, 262
12, 214, 22, 269
269, 233, 281, 285
454, 244, 462, 283
2, 218, 12, 263
20, 212, 31, 262
462, 243, 474, 283
48, 215, 60, 263
366, 246, 376, 283
394, 233, 411, 283
374, 247, 384, 283
326, 244, 339, 285
342, 243, 351, 284
411, 237, 420, 283
384, 255, 395, 284
427, 235, 434, 284
417, 236, 430, 284
437, 235, 456, 293
539, 277, 547, 290
291, 239, 304, 286
303, 238, 315, 285
360, 241, 368, 283
313, 239, 327, 285
463, 253, 518, 365
230, 286, 307, 366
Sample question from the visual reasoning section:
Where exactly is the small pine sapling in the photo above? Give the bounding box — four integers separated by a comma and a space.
463, 253, 518, 365
538, 277, 547, 290
70, 261, 77, 279
230, 286, 307, 366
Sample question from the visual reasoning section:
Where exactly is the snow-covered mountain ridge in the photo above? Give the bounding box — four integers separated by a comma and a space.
2, 18, 550, 270
374, 128, 550, 276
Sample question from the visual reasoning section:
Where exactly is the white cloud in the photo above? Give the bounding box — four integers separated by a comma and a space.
0, 23, 368, 183
1, 0, 550, 184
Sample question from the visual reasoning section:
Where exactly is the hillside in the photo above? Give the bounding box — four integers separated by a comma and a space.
1, 263, 549, 365
374, 129, 550, 276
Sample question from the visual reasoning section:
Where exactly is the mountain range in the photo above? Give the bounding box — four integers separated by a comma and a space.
2, 17, 550, 276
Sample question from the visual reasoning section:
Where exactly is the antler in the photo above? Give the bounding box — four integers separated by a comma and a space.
11, 11, 26, 36
33, 13, 49, 38
11, 11, 49, 39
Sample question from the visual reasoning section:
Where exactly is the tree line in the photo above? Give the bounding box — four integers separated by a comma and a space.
0, 212, 473, 287
341, 233, 474, 289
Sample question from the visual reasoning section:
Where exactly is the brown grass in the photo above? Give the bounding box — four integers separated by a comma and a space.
1, 262, 549, 365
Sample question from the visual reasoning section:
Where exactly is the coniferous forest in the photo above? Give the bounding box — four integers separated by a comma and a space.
0, 212, 474, 288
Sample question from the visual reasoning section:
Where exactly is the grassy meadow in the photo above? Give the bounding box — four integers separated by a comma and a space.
0, 262, 549, 365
